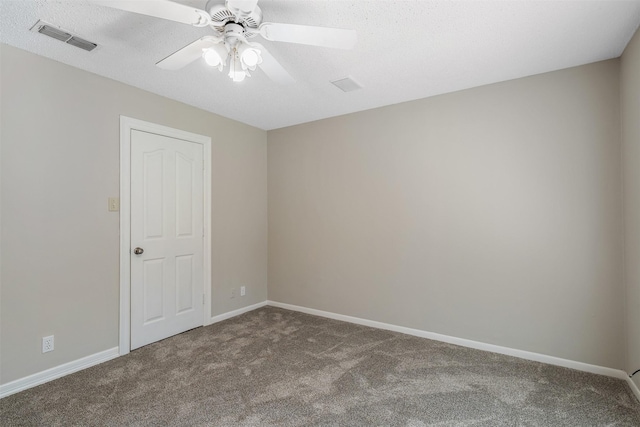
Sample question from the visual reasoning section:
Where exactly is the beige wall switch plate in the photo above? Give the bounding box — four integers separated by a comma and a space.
108, 197, 120, 212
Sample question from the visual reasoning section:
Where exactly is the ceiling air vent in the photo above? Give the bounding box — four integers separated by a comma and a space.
330, 77, 363, 93
30, 20, 97, 52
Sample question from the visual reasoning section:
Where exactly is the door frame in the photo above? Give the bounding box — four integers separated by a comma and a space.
119, 116, 212, 356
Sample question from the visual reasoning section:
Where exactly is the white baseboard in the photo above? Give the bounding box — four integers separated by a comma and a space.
267, 300, 630, 382
206, 301, 268, 326
0, 347, 119, 399
627, 376, 640, 402
3, 304, 637, 404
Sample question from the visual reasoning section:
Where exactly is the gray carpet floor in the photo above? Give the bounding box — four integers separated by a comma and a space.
1, 306, 639, 426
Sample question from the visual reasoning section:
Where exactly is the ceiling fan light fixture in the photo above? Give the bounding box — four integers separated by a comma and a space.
228, 52, 248, 82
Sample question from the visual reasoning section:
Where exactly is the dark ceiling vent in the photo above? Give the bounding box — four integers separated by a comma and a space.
30, 20, 97, 52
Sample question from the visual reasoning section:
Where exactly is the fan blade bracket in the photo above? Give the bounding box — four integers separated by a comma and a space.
193, 10, 213, 27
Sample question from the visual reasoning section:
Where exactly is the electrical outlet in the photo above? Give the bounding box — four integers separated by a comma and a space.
42, 335, 54, 353
240, 286, 246, 297
230, 288, 236, 299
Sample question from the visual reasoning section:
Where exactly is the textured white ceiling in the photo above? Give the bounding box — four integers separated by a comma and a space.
1, 0, 640, 130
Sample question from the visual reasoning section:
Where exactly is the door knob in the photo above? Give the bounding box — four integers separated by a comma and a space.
133, 247, 144, 255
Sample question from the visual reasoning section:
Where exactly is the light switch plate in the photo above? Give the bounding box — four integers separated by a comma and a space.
108, 197, 120, 212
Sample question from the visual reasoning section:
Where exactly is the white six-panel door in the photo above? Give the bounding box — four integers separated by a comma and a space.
130, 129, 204, 350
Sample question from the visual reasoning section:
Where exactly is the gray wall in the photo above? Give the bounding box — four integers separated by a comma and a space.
0, 44, 268, 384
268, 60, 624, 369
622, 27, 640, 389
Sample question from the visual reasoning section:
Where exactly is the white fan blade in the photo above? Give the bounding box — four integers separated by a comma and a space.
226, 0, 259, 18
156, 36, 220, 70
257, 22, 357, 50
252, 43, 295, 85
94, 0, 210, 26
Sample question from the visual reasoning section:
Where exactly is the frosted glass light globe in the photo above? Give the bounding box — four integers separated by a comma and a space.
203, 49, 222, 67
241, 49, 259, 67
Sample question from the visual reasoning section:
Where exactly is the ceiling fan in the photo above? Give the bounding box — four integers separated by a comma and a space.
95, 0, 357, 84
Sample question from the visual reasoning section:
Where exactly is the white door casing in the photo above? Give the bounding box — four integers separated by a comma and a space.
120, 117, 211, 355
130, 130, 204, 350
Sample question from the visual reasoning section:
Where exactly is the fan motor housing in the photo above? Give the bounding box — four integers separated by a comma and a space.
206, 0, 263, 31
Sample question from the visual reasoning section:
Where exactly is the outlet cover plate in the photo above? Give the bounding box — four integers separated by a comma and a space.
42, 335, 54, 353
